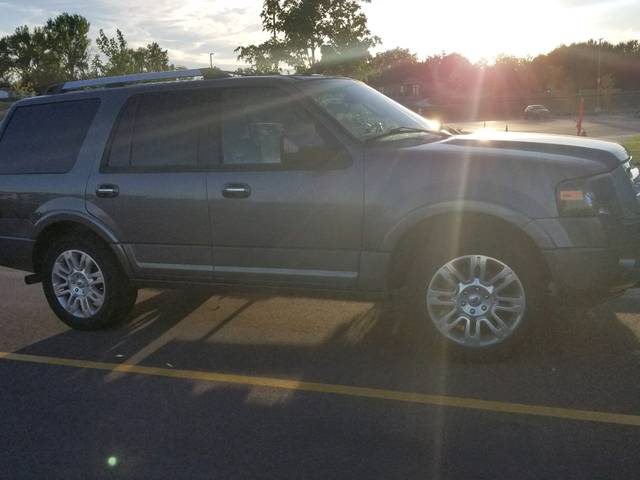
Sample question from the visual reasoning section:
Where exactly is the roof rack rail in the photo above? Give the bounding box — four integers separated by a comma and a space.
45, 68, 216, 95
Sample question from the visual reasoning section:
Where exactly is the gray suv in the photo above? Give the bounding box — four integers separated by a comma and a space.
0, 70, 638, 357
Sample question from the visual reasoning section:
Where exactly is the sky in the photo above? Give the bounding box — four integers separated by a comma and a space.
1, 0, 639, 70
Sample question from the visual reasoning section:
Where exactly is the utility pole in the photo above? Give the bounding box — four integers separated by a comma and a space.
209, 52, 215, 69
595, 38, 603, 112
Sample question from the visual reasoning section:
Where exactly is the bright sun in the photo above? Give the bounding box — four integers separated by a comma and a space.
365, 0, 605, 63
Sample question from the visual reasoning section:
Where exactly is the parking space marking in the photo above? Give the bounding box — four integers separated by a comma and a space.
2, 350, 640, 427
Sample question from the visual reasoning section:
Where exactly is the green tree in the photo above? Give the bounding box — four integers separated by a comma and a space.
92, 29, 174, 76
236, 0, 379, 75
369, 48, 417, 72
0, 13, 90, 93
44, 13, 91, 79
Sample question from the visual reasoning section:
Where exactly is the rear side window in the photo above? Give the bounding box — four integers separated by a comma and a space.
0, 99, 99, 174
105, 90, 214, 171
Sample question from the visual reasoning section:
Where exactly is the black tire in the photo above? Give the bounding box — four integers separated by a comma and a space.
408, 231, 544, 360
42, 235, 138, 330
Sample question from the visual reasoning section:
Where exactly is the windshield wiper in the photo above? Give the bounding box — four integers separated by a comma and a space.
365, 126, 447, 143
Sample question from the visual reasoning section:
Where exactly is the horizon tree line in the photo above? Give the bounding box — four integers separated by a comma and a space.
0, 6, 638, 101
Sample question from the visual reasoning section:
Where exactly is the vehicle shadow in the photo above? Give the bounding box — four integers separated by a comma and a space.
17, 289, 214, 360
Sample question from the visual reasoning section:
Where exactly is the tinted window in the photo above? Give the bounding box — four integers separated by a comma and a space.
107, 97, 137, 169
0, 99, 99, 174
220, 88, 326, 166
106, 90, 213, 170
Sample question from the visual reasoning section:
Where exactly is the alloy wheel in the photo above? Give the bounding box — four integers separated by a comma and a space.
51, 250, 106, 318
426, 255, 526, 347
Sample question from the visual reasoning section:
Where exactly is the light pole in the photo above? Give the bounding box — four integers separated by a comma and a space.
595, 38, 603, 112
209, 52, 215, 69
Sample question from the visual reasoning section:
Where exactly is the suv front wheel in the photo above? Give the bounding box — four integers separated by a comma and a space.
42, 236, 137, 330
410, 238, 543, 358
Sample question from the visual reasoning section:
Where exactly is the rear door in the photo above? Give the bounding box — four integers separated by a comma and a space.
87, 89, 215, 280
207, 86, 364, 288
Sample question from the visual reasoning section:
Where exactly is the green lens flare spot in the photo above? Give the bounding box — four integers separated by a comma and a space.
107, 456, 118, 467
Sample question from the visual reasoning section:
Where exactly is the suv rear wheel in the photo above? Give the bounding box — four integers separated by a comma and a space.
410, 236, 543, 359
42, 236, 137, 330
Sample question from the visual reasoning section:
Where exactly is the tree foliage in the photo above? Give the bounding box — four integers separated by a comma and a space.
0, 13, 90, 93
236, 0, 379, 75
91, 29, 174, 77
366, 40, 640, 102
0, 13, 175, 94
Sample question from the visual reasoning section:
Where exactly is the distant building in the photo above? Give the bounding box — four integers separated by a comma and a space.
372, 77, 433, 115
0, 88, 12, 100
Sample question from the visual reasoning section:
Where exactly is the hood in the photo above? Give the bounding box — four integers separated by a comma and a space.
444, 131, 629, 171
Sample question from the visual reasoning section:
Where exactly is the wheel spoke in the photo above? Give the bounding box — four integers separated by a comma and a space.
87, 271, 104, 285
488, 267, 517, 293
494, 295, 525, 313
79, 253, 91, 272
484, 313, 509, 338
79, 297, 91, 316
470, 255, 487, 282
87, 289, 104, 307
427, 288, 456, 307
464, 318, 481, 344
53, 262, 71, 278
54, 286, 71, 297
443, 314, 467, 332
439, 263, 465, 286
62, 252, 75, 273
69, 296, 81, 313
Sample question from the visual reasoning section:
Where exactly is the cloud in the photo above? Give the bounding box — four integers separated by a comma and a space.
0, 0, 268, 69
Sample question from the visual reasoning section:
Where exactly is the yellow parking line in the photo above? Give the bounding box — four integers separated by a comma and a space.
2, 350, 639, 427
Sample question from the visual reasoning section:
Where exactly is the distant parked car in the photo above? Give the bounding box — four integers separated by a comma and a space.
524, 104, 551, 120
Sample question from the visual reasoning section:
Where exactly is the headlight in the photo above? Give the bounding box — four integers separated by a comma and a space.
556, 174, 621, 217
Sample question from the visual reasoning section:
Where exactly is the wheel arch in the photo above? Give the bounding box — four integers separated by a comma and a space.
32, 213, 132, 276
384, 202, 553, 291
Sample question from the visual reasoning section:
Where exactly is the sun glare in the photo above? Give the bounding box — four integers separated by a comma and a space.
366, 0, 609, 63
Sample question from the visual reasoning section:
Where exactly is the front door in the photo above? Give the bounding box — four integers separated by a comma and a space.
87, 89, 214, 280
207, 86, 363, 288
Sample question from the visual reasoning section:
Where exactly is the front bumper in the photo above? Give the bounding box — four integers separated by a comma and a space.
543, 247, 640, 295
537, 216, 640, 295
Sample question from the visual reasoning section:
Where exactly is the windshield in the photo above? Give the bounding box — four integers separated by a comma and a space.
303, 79, 441, 142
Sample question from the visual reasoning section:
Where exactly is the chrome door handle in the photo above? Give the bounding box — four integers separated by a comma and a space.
96, 184, 120, 198
222, 183, 251, 199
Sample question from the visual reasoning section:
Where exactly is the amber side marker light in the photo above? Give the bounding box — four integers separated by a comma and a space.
559, 190, 584, 201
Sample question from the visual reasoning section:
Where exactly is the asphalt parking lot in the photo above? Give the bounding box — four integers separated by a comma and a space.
452, 114, 640, 142
2, 264, 640, 479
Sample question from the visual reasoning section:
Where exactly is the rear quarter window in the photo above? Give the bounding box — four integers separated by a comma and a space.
0, 99, 100, 174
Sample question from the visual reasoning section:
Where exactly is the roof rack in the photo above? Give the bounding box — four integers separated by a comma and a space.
44, 68, 242, 95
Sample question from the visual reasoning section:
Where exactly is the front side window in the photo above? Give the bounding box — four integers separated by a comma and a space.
304, 79, 440, 142
219, 87, 326, 166
0, 99, 99, 174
